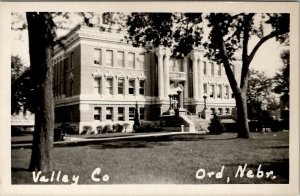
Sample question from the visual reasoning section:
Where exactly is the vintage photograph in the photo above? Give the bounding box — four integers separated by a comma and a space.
1, 1, 299, 195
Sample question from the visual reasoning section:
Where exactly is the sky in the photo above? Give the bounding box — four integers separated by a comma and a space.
11, 13, 287, 77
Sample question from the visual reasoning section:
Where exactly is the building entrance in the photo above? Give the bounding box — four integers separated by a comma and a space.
170, 94, 179, 110
168, 82, 184, 111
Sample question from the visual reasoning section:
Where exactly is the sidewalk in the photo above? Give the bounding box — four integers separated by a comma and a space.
11, 131, 207, 149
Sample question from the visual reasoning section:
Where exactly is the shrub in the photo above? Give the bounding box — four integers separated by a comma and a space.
104, 124, 113, 133
208, 113, 224, 134
82, 126, 92, 134
112, 124, 118, 132
70, 125, 79, 134
96, 125, 104, 134
135, 122, 163, 133
116, 124, 124, 132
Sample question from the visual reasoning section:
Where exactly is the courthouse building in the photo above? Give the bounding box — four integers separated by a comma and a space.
52, 23, 241, 133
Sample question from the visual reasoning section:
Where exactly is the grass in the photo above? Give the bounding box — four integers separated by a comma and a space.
11, 132, 289, 184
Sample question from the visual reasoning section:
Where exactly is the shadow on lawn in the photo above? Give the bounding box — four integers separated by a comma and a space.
55, 134, 238, 149
226, 158, 289, 183
12, 167, 30, 172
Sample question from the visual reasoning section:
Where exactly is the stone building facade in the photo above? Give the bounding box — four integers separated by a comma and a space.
52, 25, 241, 133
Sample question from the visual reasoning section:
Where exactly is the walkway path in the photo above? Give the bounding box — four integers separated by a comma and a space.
11, 131, 207, 149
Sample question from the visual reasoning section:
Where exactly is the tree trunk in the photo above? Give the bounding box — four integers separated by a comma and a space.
27, 12, 54, 172
235, 89, 250, 138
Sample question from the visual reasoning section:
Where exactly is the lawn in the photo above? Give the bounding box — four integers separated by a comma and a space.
11, 132, 289, 184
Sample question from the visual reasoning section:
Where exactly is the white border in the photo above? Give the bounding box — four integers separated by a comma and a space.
0, 2, 299, 196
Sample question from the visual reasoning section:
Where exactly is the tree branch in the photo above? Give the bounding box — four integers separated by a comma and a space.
248, 30, 285, 63
240, 14, 254, 90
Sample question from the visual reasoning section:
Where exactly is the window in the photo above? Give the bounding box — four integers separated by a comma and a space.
139, 107, 145, 120
70, 79, 74, 96
118, 78, 124, 94
210, 84, 214, 98
94, 107, 101, 120
57, 62, 61, 95
217, 64, 221, 76
118, 107, 125, 121
203, 61, 207, 75
93, 49, 101, 65
211, 108, 216, 114
179, 59, 184, 72
217, 84, 222, 98
117, 51, 124, 67
225, 108, 230, 114
70, 52, 74, 69
139, 80, 145, 95
203, 83, 207, 94
128, 52, 135, 68
129, 107, 135, 120
225, 86, 229, 99
106, 50, 113, 66
106, 78, 113, 95
53, 63, 57, 96
218, 108, 223, 115
210, 62, 214, 76
94, 78, 101, 94
139, 54, 145, 69
129, 79, 135, 95
106, 107, 113, 120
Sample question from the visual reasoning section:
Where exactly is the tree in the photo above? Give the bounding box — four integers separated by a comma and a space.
273, 50, 289, 109
11, 55, 35, 115
208, 112, 224, 134
26, 12, 57, 172
11, 55, 24, 82
126, 13, 289, 138
247, 69, 278, 119
12, 12, 120, 172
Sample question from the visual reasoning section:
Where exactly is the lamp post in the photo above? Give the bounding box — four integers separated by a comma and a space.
203, 95, 207, 110
168, 94, 172, 110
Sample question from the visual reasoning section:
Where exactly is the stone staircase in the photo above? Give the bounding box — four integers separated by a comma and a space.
189, 115, 210, 131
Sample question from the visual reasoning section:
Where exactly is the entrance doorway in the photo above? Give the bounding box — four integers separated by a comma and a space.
170, 94, 179, 110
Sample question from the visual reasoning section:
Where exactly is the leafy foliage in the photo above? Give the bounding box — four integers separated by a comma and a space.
11, 55, 24, 82
247, 69, 278, 119
125, 12, 289, 138
126, 13, 174, 48
208, 113, 224, 134
273, 50, 289, 109
11, 55, 35, 115
126, 13, 203, 57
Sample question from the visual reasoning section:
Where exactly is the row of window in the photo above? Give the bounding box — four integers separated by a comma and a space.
211, 108, 231, 115
93, 48, 145, 69
94, 77, 145, 96
203, 83, 234, 99
169, 59, 232, 77
94, 107, 145, 121
202, 61, 229, 77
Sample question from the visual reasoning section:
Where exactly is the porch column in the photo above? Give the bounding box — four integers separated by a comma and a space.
183, 57, 189, 99
198, 59, 202, 98
221, 84, 224, 99
163, 53, 171, 98
157, 54, 164, 100
192, 57, 199, 100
